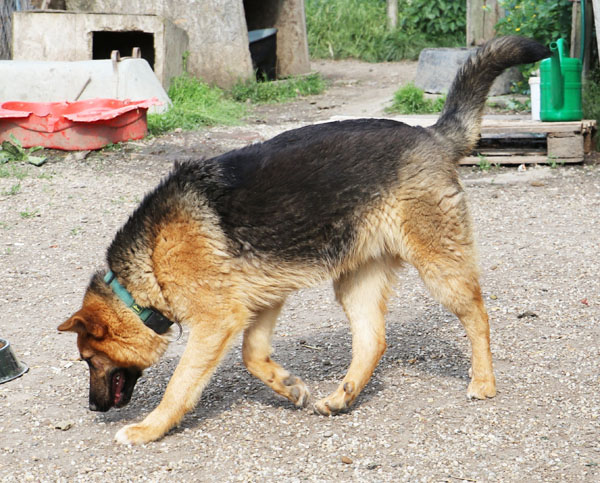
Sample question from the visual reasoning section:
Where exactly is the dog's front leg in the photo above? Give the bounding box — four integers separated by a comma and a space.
115, 317, 244, 444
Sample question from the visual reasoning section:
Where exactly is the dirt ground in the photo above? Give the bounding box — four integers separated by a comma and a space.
0, 59, 599, 482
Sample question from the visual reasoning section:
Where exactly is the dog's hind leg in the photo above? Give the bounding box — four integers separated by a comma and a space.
314, 258, 396, 416
242, 300, 311, 407
407, 235, 496, 400
115, 305, 249, 445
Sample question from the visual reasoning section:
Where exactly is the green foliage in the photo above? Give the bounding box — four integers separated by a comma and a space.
583, 69, 600, 150
386, 83, 445, 114
147, 75, 246, 136
230, 73, 326, 103
495, 0, 571, 93
304, 0, 464, 62
148, 72, 326, 135
476, 154, 492, 171
400, 0, 466, 39
19, 209, 39, 219
547, 156, 565, 169
495, 0, 571, 46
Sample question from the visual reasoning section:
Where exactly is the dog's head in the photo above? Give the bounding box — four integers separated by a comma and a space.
58, 273, 168, 412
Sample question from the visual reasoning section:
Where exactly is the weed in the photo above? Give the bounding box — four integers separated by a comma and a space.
0, 221, 9, 230
230, 73, 326, 104
2, 183, 21, 196
0, 135, 46, 166
386, 83, 445, 114
70, 227, 82, 236
477, 154, 492, 171
19, 209, 39, 219
102, 142, 123, 152
548, 156, 564, 169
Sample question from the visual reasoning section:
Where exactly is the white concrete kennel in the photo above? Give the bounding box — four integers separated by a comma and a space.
11, 11, 188, 91
61, 0, 311, 88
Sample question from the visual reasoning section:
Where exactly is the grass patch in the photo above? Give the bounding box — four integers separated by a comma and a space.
386, 83, 445, 114
305, 0, 464, 61
147, 75, 246, 136
230, 73, 326, 103
148, 72, 326, 135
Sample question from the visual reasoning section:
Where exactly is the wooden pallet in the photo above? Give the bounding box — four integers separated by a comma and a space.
328, 115, 597, 165
462, 119, 597, 165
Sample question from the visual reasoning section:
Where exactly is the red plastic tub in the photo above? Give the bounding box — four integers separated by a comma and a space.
0, 98, 160, 150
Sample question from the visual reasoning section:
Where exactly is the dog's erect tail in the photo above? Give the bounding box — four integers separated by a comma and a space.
433, 36, 550, 160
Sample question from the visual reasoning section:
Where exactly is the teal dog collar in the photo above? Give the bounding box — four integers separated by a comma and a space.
104, 270, 176, 336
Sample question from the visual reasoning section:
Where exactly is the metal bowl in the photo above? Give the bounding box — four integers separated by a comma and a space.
0, 338, 28, 384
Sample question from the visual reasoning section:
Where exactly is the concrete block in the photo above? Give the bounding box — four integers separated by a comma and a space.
547, 132, 585, 160
415, 47, 522, 95
0, 58, 170, 114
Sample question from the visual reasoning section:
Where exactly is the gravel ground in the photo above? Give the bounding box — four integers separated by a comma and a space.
0, 60, 599, 481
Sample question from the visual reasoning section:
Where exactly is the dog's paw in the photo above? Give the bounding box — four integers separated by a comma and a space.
467, 377, 496, 400
115, 423, 162, 445
313, 382, 355, 416
283, 375, 311, 408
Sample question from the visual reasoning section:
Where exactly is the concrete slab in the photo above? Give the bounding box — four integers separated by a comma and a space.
0, 58, 170, 114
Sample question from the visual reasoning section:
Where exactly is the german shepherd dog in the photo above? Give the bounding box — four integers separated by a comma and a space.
58, 37, 549, 444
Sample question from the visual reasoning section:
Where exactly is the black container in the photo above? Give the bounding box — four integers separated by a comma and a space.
248, 28, 277, 81
0, 338, 28, 384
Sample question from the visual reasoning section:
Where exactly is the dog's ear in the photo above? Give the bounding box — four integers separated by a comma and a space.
58, 309, 107, 339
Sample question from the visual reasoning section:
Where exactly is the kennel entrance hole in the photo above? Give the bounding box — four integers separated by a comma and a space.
243, 0, 280, 80
92, 31, 155, 69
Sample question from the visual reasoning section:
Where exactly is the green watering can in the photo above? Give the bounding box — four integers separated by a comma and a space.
540, 38, 582, 121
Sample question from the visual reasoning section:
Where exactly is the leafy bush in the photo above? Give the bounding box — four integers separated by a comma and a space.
400, 0, 466, 40
494, 0, 572, 93
386, 83, 446, 114
495, 0, 571, 46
